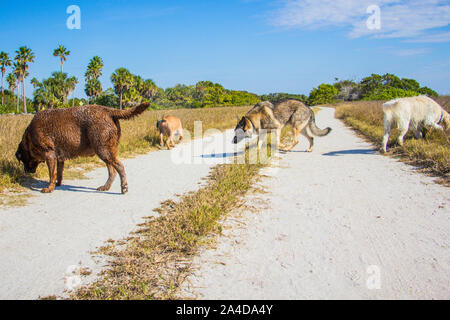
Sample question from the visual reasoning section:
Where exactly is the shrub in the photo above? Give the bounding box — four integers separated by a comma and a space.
308, 84, 339, 105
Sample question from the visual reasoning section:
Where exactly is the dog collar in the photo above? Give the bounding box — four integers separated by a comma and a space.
438, 111, 444, 125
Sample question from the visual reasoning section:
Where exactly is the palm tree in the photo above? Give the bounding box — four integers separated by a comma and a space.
85, 56, 104, 103
15, 46, 35, 114
141, 79, 158, 100
7, 73, 16, 94
13, 62, 22, 113
6, 73, 16, 111
0, 52, 12, 106
53, 45, 70, 73
85, 56, 104, 80
48, 72, 78, 104
111, 68, 134, 110
85, 78, 102, 103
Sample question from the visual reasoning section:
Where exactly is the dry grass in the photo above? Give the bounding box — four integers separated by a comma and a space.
335, 97, 450, 182
69, 154, 265, 300
0, 106, 251, 196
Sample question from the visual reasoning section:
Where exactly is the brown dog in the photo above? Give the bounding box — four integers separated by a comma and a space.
16, 103, 149, 194
156, 116, 183, 150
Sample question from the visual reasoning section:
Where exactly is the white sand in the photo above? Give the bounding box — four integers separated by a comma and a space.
182, 108, 450, 300
0, 130, 243, 300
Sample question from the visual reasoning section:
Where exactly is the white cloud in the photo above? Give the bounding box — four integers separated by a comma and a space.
393, 48, 430, 56
270, 0, 450, 42
405, 31, 450, 43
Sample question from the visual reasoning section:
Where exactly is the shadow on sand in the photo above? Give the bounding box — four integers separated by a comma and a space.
322, 149, 377, 156
201, 151, 245, 159
21, 177, 121, 195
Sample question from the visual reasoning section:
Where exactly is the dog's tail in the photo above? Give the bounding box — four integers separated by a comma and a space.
108, 103, 149, 120
308, 110, 332, 137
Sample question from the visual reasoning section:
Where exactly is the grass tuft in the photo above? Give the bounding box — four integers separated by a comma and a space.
70, 158, 264, 300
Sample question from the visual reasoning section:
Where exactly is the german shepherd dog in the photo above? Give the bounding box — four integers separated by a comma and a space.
156, 115, 184, 150
232, 100, 331, 152
16, 103, 149, 194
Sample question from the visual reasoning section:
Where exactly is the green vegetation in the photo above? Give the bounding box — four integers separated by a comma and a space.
53, 45, 70, 73
31, 72, 78, 110
14, 46, 35, 114
0, 46, 262, 113
0, 45, 442, 113
307, 74, 438, 105
84, 56, 104, 103
358, 74, 438, 100
0, 51, 12, 107
308, 84, 339, 105
260, 92, 307, 104
152, 80, 261, 109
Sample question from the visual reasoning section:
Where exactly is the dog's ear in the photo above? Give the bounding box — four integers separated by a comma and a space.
15, 150, 22, 162
244, 118, 253, 131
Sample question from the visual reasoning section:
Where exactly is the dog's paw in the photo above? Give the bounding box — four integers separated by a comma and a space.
97, 186, 109, 192
41, 188, 54, 194
121, 185, 128, 194
56, 182, 62, 187
306, 148, 313, 153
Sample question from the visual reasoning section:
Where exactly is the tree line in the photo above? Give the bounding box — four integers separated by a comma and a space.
0, 45, 262, 114
307, 74, 439, 106
0, 45, 441, 114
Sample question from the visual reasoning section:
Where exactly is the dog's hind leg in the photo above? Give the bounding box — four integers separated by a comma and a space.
284, 127, 300, 151
169, 134, 176, 148
160, 133, 165, 148
111, 158, 128, 194
97, 163, 117, 192
381, 112, 393, 153
42, 151, 57, 193
176, 129, 183, 144
276, 128, 286, 150
56, 161, 65, 187
166, 137, 173, 150
97, 146, 127, 194
301, 128, 314, 152
397, 120, 410, 146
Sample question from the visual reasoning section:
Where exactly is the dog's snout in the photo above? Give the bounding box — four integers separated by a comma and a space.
233, 129, 245, 144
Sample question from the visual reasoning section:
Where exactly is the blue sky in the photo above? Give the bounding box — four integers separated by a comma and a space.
0, 0, 449, 98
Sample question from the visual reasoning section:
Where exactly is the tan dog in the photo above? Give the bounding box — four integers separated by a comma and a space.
156, 116, 183, 150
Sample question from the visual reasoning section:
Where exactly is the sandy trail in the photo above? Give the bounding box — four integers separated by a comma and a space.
182, 108, 450, 300
0, 130, 241, 300
1, 108, 449, 300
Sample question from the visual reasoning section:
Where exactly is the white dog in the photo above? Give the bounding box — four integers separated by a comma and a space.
381, 96, 449, 152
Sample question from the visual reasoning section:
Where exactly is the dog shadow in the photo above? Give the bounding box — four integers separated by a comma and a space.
200, 141, 264, 158
322, 149, 377, 156
57, 185, 122, 195
201, 151, 245, 159
21, 178, 121, 195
